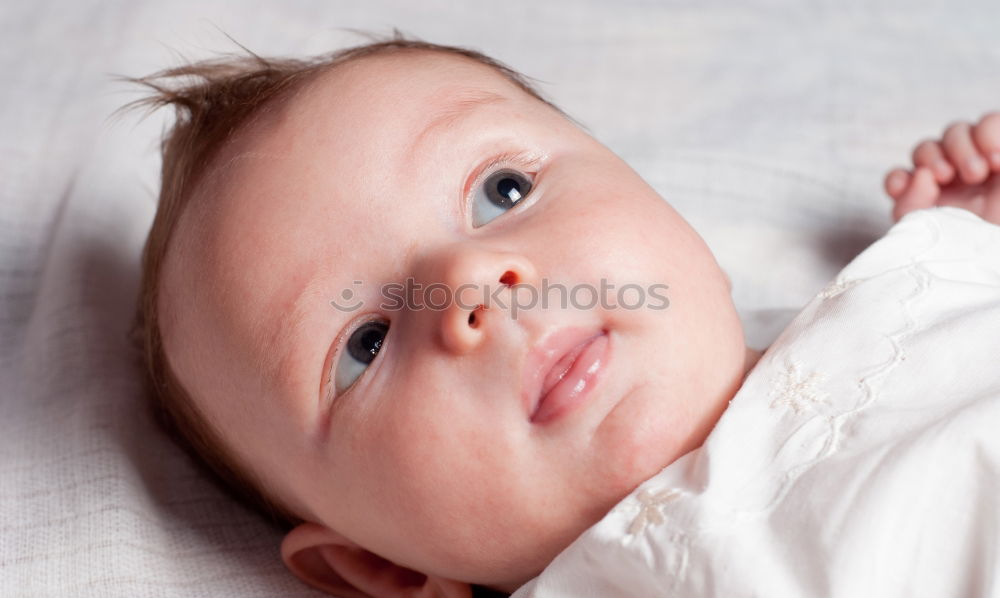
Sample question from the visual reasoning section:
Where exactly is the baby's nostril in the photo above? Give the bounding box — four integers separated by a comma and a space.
468, 305, 484, 328
499, 270, 518, 286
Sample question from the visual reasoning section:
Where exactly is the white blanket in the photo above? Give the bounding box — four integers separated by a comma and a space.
513, 206, 1000, 597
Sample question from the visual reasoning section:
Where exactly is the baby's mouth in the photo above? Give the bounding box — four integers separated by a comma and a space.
521, 326, 610, 424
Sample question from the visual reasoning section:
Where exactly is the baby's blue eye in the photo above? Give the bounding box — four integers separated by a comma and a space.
471, 168, 534, 227
334, 319, 389, 396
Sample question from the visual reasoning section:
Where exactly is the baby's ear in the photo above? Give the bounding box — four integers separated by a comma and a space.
281, 521, 473, 598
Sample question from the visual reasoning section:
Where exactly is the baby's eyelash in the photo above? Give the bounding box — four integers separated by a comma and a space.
482, 149, 545, 176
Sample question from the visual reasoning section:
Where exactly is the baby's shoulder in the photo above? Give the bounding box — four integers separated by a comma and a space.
837, 206, 1000, 283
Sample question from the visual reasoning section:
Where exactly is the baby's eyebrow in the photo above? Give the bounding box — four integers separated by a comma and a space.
408, 90, 509, 155
254, 262, 338, 398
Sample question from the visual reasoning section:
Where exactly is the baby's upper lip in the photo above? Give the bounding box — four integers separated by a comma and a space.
521, 326, 605, 421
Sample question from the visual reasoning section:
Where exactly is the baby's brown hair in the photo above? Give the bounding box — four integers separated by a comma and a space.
120, 29, 575, 535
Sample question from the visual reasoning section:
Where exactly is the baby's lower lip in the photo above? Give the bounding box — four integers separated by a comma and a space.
531, 331, 610, 425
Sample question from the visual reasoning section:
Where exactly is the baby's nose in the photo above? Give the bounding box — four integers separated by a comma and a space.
418, 245, 538, 354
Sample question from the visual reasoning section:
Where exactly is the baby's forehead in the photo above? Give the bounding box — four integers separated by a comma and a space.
198, 53, 508, 184
199, 55, 542, 214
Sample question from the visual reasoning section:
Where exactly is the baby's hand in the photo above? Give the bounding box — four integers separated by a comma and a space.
884, 112, 1000, 225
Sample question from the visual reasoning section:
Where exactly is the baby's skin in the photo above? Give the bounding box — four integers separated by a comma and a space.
159, 50, 755, 597
158, 41, 999, 595
885, 112, 1000, 224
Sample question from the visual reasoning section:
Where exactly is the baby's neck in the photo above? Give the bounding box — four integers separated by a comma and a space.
743, 346, 764, 382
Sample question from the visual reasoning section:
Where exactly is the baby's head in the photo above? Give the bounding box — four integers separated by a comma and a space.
128, 32, 753, 597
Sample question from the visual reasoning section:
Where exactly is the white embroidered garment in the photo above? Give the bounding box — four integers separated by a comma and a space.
512, 207, 1000, 598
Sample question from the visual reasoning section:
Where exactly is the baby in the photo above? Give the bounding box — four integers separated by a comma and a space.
125, 31, 1000, 598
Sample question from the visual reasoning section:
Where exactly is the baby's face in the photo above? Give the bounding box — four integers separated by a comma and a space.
159, 51, 751, 590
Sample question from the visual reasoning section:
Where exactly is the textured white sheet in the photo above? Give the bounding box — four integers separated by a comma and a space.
2, 1, 999, 596
512, 206, 1000, 597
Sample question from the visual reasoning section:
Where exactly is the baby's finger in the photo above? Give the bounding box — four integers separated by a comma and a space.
911, 140, 955, 184
892, 167, 939, 222
942, 121, 991, 185
971, 111, 1000, 172
884, 167, 910, 199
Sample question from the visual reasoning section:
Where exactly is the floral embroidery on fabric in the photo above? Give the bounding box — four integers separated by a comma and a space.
627, 488, 682, 535
818, 276, 861, 299
769, 361, 828, 414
